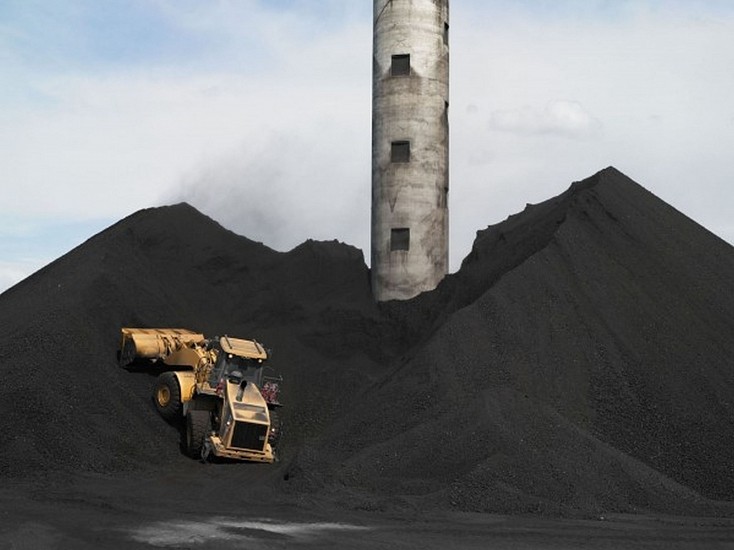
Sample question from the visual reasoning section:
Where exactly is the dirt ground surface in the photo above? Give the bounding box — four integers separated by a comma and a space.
2, 474, 734, 549
1, 167, 733, 548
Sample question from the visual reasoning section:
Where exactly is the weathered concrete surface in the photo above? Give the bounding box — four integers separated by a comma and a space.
371, 0, 449, 301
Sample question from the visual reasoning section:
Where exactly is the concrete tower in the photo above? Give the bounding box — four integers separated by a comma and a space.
371, 0, 449, 301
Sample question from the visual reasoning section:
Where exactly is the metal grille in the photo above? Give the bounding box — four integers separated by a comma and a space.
231, 421, 267, 451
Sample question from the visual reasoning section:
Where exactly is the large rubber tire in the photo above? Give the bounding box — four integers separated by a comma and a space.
154, 372, 182, 421
268, 409, 281, 450
185, 409, 211, 459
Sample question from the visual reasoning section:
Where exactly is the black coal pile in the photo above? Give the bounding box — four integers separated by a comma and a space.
1, 167, 732, 518
0, 203, 386, 476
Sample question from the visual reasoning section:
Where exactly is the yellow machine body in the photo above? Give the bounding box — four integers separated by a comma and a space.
119, 327, 277, 463
208, 379, 274, 463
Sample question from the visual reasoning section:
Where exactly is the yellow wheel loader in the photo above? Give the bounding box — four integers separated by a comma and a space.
119, 328, 282, 463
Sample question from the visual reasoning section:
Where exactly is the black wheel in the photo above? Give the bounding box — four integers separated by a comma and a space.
154, 372, 182, 421
185, 409, 211, 459
268, 409, 281, 449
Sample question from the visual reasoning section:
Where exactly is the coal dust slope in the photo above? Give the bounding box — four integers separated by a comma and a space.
2, 167, 732, 518
0, 203, 384, 478
287, 167, 734, 515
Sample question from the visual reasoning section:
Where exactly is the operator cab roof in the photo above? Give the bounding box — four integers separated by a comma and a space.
220, 336, 267, 360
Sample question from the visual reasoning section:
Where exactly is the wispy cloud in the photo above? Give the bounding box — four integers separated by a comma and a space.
489, 100, 602, 139
0, 216, 111, 292
169, 128, 370, 253
0, 261, 40, 294
0, 1, 733, 294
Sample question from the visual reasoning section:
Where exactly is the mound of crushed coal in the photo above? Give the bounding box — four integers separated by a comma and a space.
288, 168, 734, 515
1, 167, 732, 517
0, 203, 385, 477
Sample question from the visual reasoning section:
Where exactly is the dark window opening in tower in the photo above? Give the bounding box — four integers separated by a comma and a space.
391, 228, 410, 251
391, 54, 411, 76
443, 23, 449, 46
391, 141, 411, 163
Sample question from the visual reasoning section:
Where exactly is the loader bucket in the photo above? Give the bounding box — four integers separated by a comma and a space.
119, 328, 205, 367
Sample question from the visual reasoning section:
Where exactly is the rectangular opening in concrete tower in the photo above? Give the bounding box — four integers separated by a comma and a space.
390, 228, 410, 251
391, 141, 410, 163
391, 54, 411, 76
443, 23, 449, 46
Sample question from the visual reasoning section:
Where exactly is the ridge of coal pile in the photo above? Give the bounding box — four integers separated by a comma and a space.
1, 167, 733, 519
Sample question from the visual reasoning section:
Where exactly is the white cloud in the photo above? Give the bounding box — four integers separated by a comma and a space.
168, 127, 371, 254
0, 1, 733, 294
0, 262, 38, 294
489, 100, 602, 138
449, 4, 734, 267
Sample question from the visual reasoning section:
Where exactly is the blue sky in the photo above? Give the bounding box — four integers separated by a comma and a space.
1, 1, 733, 293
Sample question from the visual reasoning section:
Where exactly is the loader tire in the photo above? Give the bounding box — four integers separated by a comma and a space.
268, 409, 281, 449
154, 372, 182, 421
185, 409, 210, 459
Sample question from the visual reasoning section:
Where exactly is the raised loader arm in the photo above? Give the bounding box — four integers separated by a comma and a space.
118, 328, 206, 367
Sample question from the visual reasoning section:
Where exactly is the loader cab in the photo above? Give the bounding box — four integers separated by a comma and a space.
210, 353, 264, 388
207, 336, 268, 390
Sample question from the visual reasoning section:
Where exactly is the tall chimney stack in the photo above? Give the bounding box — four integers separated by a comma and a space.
371, 0, 450, 301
